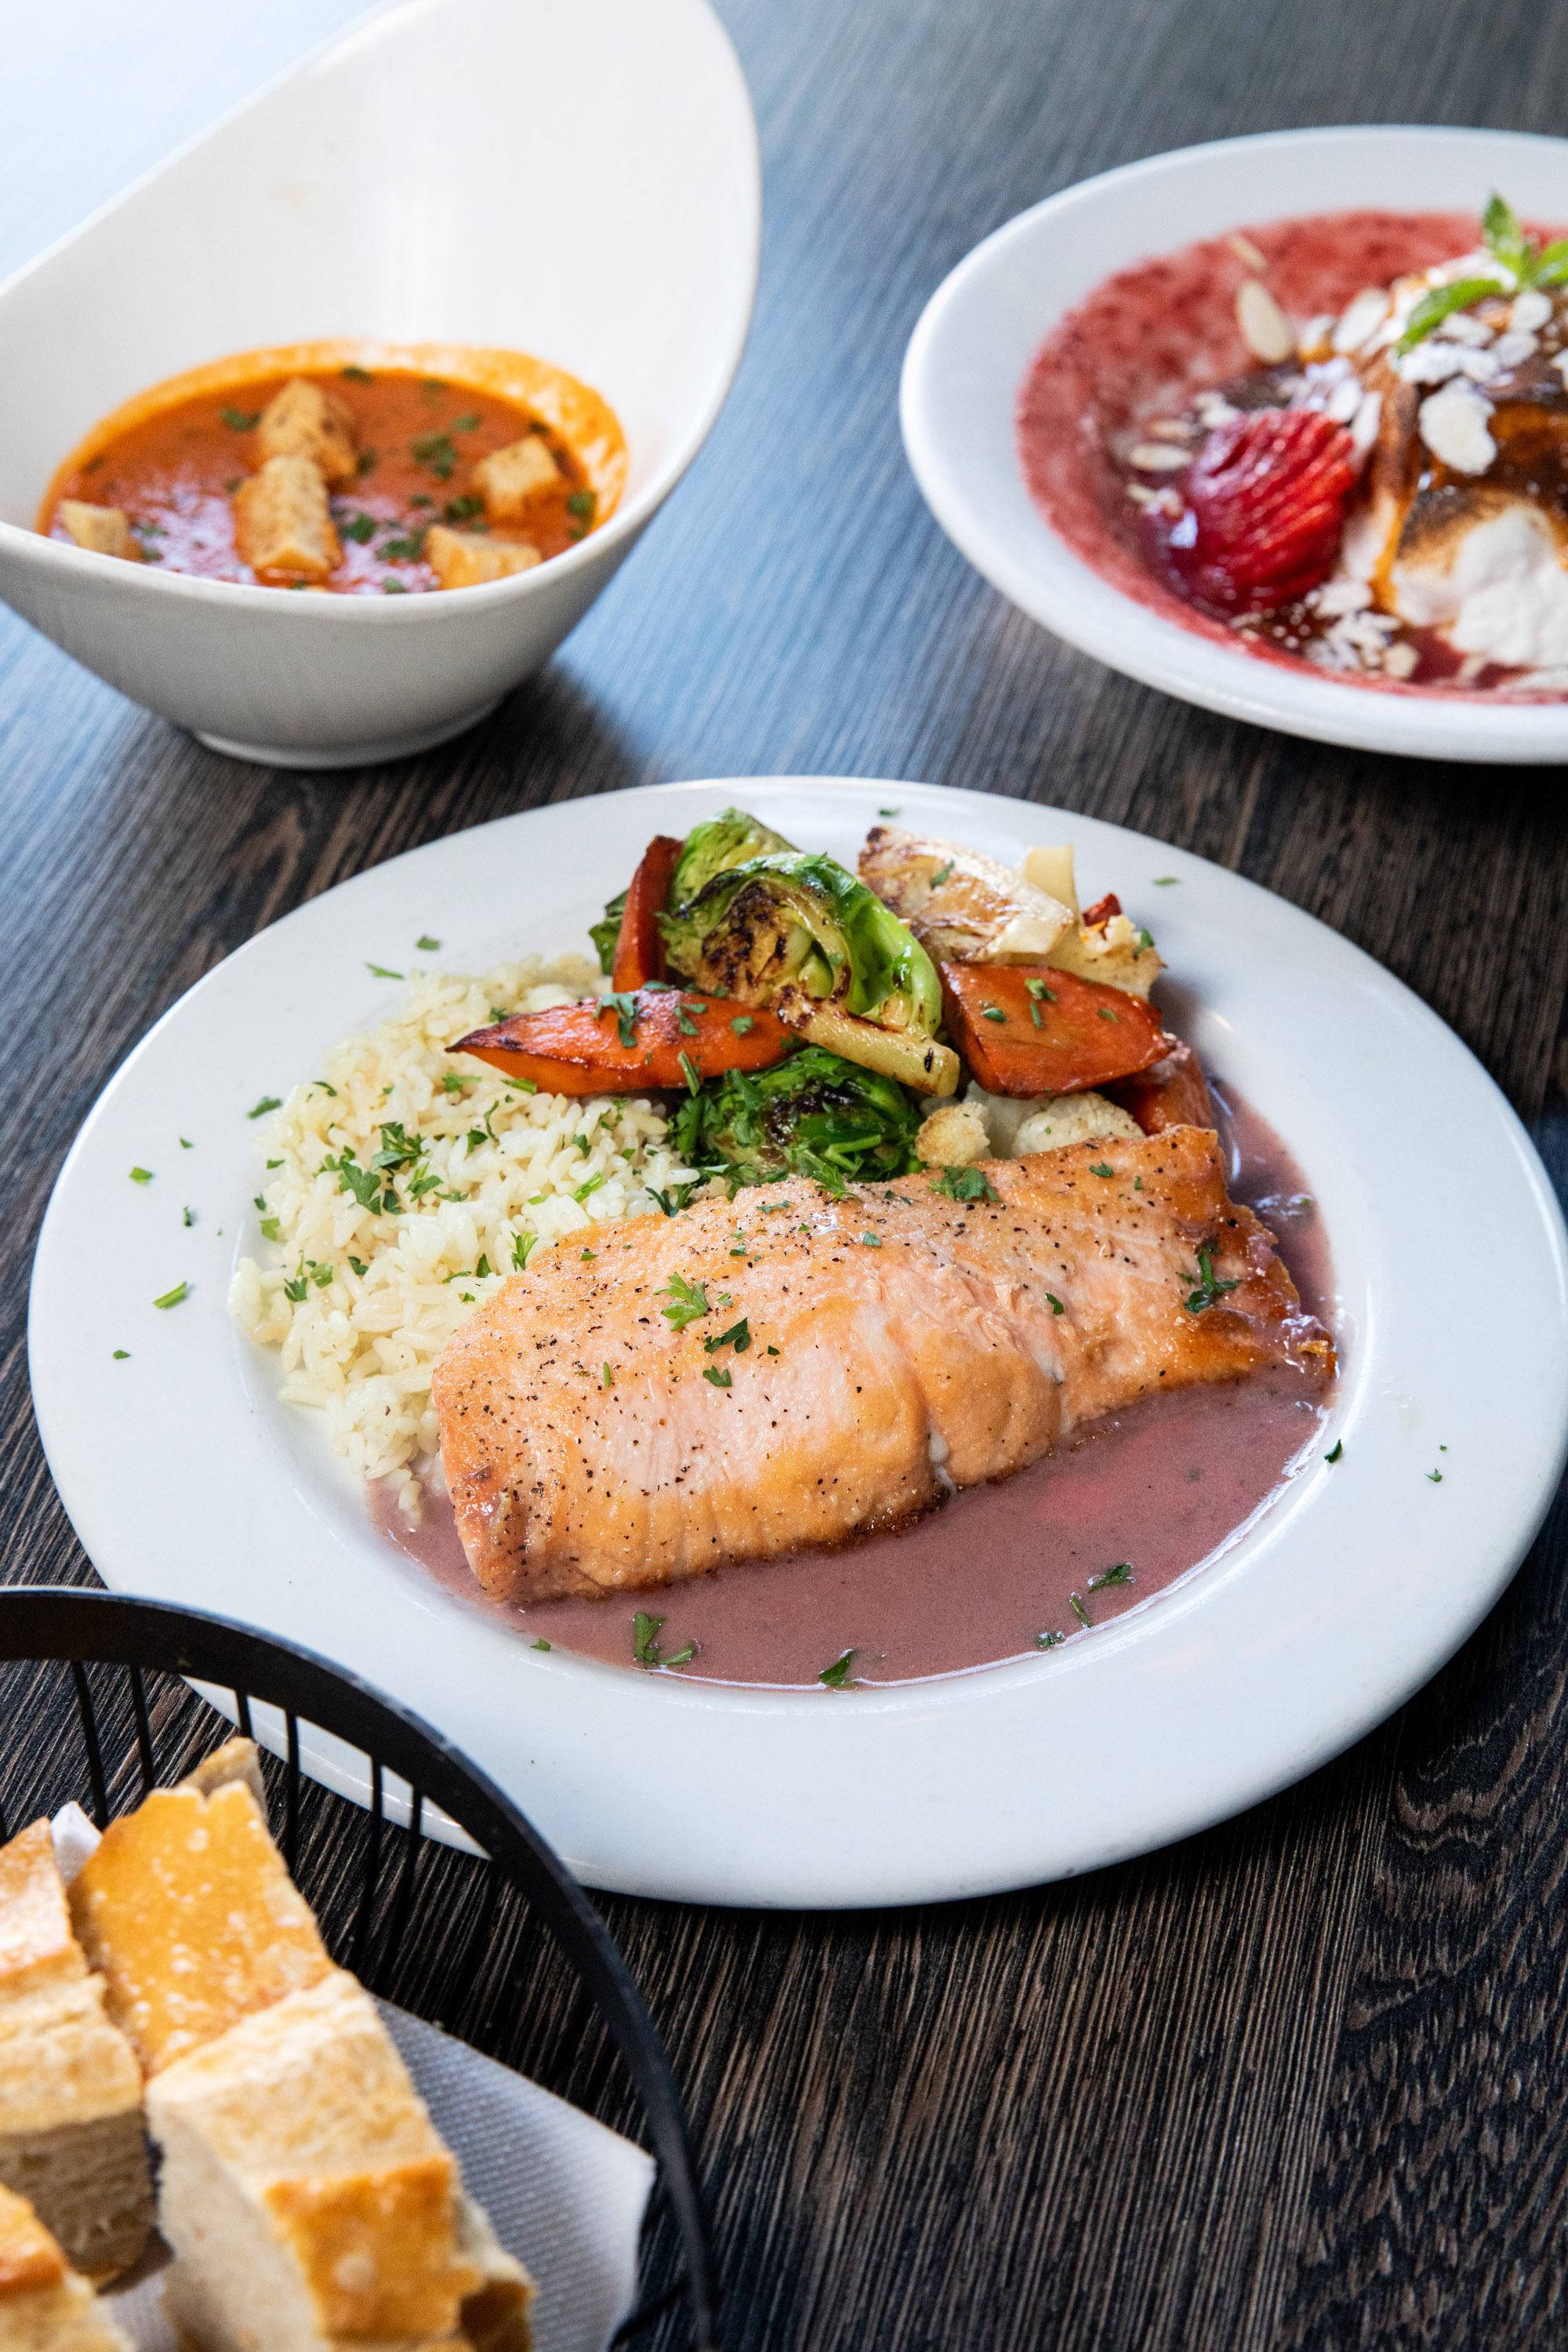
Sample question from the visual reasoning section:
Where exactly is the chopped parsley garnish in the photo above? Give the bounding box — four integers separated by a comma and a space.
371, 1121, 424, 1173
860, 1232, 882, 1247
679, 1049, 702, 1096
312, 1080, 337, 1096
1153, 876, 1178, 885
382, 579, 407, 593
731, 1014, 755, 1035
1326, 1439, 1343, 1464
422, 378, 448, 395
580, 1248, 596, 1261
602, 1361, 615, 1388
677, 1007, 699, 1036
153, 1282, 187, 1309
113, 1349, 129, 1360
410, 431, 457, 480
366, 962, 405, 979
575, 1171, 606, 1203
566, 488, 597, 521
452, 412, 480, 432
490, 1006, 509, 1022
1427, 1468, 1443, 1483
409, 493, 434, 509
444, 493, 485, 523
1088, 1162, 1113, 1178
658, 1272, 710, 1330
513, 1232, 539, 1271
1137, 927, 1155, 950
310, 1261, 333, 1288
818, 1650, 855, 1689
702, 1364, 733, 1388
260, 1218, 280, 1240
341, 364, 373, 383
533, 1638, 551, 1651
247, 1096, 281, 1119
1087, 1563, 1133, 1592
597, 992, 640, 1048
441, 1071, 468, 1094
339, 513, 376, 543
348, 1256, 368, 1278
1046, 1292, 1065, 1315
283, 1272, 308, 1301
878, 806, 900, 817
181, 1138, 194, 1149
704, 1317, 752, 1356
980, 1005, 1007, 1023
649, 1181, 702, 1217
1036, 1630, 1064, 1650
379, 530, 427, 561
929, 858, 956, 887
1025, 978, 1056, 1002
130, 1167, 152, 1185
219, 407, 260, 431
407, 1169, 443, 1200
930, 1164, 999, 1204
1069, 1593, 1090, 1628
505, 1075, 539, 1093
573, 1131, 593, 1156
1096, 1007, 1119, 1022
323, 1148, 383, 1211
632, 1612, 695, 1669
183, 1207, 194, 1227
1183, 1244, 1241, 1314
356, 448, 378, 475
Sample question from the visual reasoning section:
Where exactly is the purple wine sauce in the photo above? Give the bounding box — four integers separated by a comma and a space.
369, 1089, 1334, 1688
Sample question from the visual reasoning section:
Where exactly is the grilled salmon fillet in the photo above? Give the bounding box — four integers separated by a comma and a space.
433, 1125, 1333, 1603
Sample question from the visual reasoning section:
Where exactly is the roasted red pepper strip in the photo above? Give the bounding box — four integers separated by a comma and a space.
1104, 1036, 1217, 1134
611, 836, 684, 992
938, 962, 1166, 1097
455, 986, 792, 1096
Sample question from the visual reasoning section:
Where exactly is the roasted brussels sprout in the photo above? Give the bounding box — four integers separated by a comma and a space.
662, 851, 938, 1026
670, 808, 797, 906
672, 1047, 923, 1191
589, 887, 627, 975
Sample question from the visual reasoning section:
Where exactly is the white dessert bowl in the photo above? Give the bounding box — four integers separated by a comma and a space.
0, 0, 759, 768
901, 124, 1568, 763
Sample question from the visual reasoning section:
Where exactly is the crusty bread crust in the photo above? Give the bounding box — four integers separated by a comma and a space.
0, 2187, 65, 2299
71, 1784, 329, 2075
0, 1831, 83, 2012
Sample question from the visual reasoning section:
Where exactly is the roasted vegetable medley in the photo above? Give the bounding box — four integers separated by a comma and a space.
456, 808, 1203, 1198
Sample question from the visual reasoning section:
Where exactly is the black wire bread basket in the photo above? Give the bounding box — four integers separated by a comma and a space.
0, 1585, 715, 2352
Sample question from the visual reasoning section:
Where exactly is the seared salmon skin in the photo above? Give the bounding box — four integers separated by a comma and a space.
432, 1126, 1333, 1603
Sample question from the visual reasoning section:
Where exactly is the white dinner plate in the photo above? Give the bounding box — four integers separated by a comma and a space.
28, 779, 1568, 1907
902, 125, 1568, 760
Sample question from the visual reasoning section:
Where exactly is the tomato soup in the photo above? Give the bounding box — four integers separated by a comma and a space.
39, 341, 626, 596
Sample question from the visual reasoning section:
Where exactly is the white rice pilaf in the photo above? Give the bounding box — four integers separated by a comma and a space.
228, 954, 692, 1514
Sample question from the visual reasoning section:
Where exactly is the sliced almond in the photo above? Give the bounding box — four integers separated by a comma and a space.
1227, 232, 1268, 272
1127, 444, 1189, 472
1235, 279, 1294, 365
1331, 289, 1391, 355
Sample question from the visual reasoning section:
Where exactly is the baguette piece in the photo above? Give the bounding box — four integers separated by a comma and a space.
0, 2176, 132, 2352
0, 1830, 149, 2285
149, 1970, 532, 2352
69, 1781, 329, 2077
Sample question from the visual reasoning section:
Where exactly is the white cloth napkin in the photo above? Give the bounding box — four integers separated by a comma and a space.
53, 1808, 657, 2352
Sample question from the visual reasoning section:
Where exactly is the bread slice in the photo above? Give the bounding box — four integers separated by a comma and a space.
149, 1970, 532, 2352
0, 1829, 149, 2285
0, 2182, 130, 2352
69, 1780, 329, 2076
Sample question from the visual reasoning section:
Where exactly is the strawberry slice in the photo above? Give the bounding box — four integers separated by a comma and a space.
1163, 408, 1357, 615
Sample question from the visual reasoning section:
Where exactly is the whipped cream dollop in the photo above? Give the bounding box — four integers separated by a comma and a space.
1391, 503, 1568, 670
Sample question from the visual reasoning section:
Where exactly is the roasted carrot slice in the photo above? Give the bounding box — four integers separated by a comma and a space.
938, 962, 1166, 1097
1103, 1036, 1217, 1134
455, 985, 792, 1095
611, 836, 684, 992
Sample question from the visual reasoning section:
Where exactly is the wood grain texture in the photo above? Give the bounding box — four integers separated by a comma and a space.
4, 0, 1568, 2343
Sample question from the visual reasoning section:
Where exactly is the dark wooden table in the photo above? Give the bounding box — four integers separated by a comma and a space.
7, 1, 1568, 2344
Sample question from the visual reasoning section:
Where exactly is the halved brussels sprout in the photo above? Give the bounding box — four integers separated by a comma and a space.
661, 851, 942, 1034
670, 808, 797, 907
672, 1047, 923, 1191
